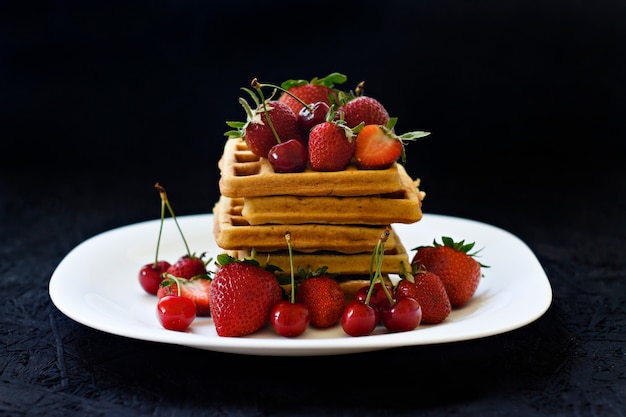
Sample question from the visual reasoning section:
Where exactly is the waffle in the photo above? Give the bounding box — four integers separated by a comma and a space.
241, 163, 425, 225
213, 195, 399, 253
225, 232, 410, 276
218, 138, 404, 198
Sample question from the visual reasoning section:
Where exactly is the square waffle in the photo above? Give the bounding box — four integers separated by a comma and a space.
218, 138, 404, 198
241, 163, 425, 225
225, 232, 411, 276
213, 195, 399, 253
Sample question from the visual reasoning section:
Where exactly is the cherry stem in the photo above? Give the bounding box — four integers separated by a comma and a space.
285, 231, 296, 303
252, 79, 314, 113
251, 78, 283, 144
152, 187, 167, 268
154, 183, 192, 257
164, 273, 183, 297
365, 227, 394, 304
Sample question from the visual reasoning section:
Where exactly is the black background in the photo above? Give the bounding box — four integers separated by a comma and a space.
2, 1, 625, 416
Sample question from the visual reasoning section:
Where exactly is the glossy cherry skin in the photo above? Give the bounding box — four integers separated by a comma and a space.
270, 300, 311, 337
341, 300, 378, 337
354, 282, 393, 317
297, 101, 330, 136
380, 296, 422, 332
268, 138, 308, 173
156, 295, 196, 331
139, 260, 171, 295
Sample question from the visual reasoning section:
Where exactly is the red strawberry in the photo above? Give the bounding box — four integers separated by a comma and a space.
308, 120, 357, 171
166, 254, 208, 279
338, 96, 390, 129
278, 73, 347, 115
296, 276, 345, 328
210, 255, 282, 337
411, 237, 487, 308
395, 272, 451, 324
354, 122, 430, 169
246, 100, 304, 158
226, 97, 303, 159
157, 276, 212, 316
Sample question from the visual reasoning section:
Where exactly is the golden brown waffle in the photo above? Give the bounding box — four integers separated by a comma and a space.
225, 233, 410, 276
213, 196, 399, 253
218, 138, 404, 198
241, 164, 425, 225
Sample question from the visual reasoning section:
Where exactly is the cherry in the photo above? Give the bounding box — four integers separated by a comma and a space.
156, 275, 196, 331
139, 260, 171, 295
270, 300, 311, 337
341, 301, 378, 336
380, 296, 422, 333
268, 138, 308, 173
270, 232, 310, 337
157, 295, 196, 331
354, 282, 393, 315
297, 101, 330, 136
138, 182, 172, 295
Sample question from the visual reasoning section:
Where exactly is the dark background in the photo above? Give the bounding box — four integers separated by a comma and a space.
1, 1, 625, 416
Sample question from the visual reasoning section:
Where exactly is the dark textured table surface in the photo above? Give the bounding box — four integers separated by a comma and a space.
2, 2, 625, 416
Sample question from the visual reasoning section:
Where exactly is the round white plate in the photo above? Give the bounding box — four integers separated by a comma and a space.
49, 213, 552, 356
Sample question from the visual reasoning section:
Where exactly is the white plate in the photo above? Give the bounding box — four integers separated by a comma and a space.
49, 213, 552, 356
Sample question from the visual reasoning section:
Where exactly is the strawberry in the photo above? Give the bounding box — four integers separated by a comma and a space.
296, 276, 345, 328
166, 254, 208, 279
395, 272, 451, 324
157, 276, 212, 316
226, 94, 304, 158
210, 255, 282, 337
338, 95, 390, 129
278, 72, 347, 115
308, 119, 357, 171
354, 120, 430, 169
411, 237, 488, 308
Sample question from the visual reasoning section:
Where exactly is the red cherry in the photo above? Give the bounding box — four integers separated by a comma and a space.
268, 138, 308, 173
341, 300, 378, 337
139, 260, 171, 295
297, 101, 330, 135
270, 300, 311, 337
156, 295, 196, 331
380, 296, 422, 332
354, 282, 393, 315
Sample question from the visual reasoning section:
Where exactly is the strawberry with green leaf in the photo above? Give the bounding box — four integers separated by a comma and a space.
278, 72, 347, 116
210, 254, 283, 337
412, 237, 488, 308
354, 119, 430, 169
225, 80, 304, 159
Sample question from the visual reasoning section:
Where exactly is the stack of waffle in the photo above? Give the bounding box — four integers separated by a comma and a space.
213, 137, 425, 292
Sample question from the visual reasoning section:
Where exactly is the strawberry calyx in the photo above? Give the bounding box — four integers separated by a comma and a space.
215, 252, 283, 275
413, 236, 490, 269
224, 84, 278, 141
279, 72, 347, 92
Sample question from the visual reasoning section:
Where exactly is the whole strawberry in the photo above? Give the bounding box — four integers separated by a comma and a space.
278, 72, 347, 115
412, 237, 487, 308
158, 275, 212, 316
296, 275, 345, 328
225, 83, 304, 158
308, 119, 357, 171
247, 100, 303, 158
166, 254, 208, 279
338, 95, 390, 129
210, 255, 282, 337
395, 271, 451, 324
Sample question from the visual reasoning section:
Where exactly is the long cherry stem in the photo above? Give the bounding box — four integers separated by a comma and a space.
155, 183, 191, 257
